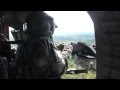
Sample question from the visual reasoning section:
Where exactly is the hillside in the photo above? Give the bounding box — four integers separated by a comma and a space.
53, 33, 96, 45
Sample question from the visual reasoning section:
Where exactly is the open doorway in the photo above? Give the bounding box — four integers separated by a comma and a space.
45, 11, 96, 79
7, 11, 96, 79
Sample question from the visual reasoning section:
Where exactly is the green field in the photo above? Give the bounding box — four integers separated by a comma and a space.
61, 56, 96, 79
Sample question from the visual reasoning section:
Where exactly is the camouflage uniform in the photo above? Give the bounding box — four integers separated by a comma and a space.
15, 11, 73, 79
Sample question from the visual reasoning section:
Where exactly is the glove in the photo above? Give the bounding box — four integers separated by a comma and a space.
61, 45, 73, 59
62, 44, 73, 54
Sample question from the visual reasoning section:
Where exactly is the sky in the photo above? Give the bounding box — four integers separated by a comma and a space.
9, 11, 95, 40
45, 11, 94, 36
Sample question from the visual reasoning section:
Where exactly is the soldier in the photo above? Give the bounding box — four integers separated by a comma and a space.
15, 11, 73, 79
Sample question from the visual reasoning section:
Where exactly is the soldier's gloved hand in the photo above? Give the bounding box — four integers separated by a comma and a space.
61, 45, 73, 60
62, 45, 73, 54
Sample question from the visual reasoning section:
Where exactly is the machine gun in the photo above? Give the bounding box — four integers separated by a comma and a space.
70, 42, 96, 71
